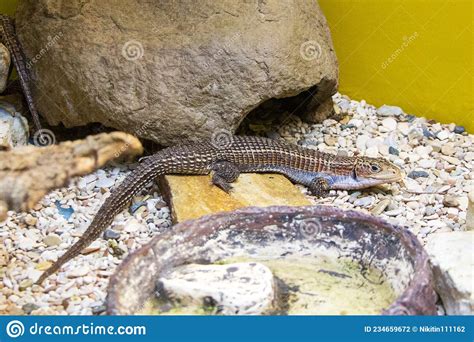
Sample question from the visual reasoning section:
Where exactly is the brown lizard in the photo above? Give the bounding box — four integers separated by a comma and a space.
0, 14, 42, 133
36, 135, 402, 284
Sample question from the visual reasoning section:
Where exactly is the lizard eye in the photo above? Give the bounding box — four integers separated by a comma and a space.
370, 164, 381, 172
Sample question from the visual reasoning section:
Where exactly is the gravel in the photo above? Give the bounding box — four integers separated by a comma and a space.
1, 164, 172, 315
1, 92, 472, 315
278, 92, 472, 240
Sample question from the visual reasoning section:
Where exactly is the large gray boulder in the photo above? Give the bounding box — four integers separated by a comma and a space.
16, 0, 338, 145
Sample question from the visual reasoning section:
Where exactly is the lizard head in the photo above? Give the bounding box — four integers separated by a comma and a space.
354, 157, 403, 186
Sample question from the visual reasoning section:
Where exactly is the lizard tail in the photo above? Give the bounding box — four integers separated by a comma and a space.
36, 159, 162, 285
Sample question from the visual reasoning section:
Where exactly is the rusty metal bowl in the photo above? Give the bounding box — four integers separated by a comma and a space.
106, 206, 437, 315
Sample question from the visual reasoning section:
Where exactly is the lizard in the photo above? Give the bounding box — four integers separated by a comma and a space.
0, 14, 42, 134
36, 135, 403, 284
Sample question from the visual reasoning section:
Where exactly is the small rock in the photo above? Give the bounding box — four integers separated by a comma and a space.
43, 234, 62, 247
19, 279, 33, 291
426, 232, 474, 315
378, 145, 389, 156
406, 201, 419, 210
430, 141, 442, 153
18, 237, 35, 250
95, 176, 115, 188
265, 131, 280, 140
78, 174, 97, 190
397, 122, 410, 135
103, 229, 120, 240
67, 265, 90, 278
22, 303, 40, 315
427, 219, 445, 229
340, 123, 355, 130
91, 305, 107, 315
40, 250, 58, 261
376, 104, 403, 117
36, 261, 52, 271
348, 118, 363, 128
367, 137, 384, 148
381, 118, 397, 130
324, 135, 337, 146
464, 152, 474, 162
422, 126, 435, 139
447, 207, 459, 216
441, 144, 456, 156
405, 178, 423, 193
124, 218, 144, 233
55, 201, 75, 220
418, 159, 435, 168
365, 146, 378, 158
5, 304, 24, 315
443, 195, 459, 208
129, 201, 146, 214
414, 145, 433, 156
337, 98, 351, 112
24, 214, 38, 226
388, 146, 399, 156
354, 196, 375, 207
436, 130, 450, 141
81, 241, 101, 254
384, 208, 403, 217
370, 199, 391, 215
355, 135, 369, 151
453, 125, 465, 134
408, 170, 429, 179
440, 155, 460, 165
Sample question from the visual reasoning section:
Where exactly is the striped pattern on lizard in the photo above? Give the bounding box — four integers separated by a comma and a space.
36, 135, 403, 284
0, 14, 42, 132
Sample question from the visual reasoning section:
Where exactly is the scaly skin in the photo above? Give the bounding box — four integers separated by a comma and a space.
0, 14, 42, 132
36, 136, 402, 284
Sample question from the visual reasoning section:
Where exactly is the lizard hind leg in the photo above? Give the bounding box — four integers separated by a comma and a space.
210, 160, 241, 193
308, 177, 331, 197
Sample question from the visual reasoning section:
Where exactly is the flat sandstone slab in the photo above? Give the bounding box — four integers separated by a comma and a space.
159, 174, 311, 223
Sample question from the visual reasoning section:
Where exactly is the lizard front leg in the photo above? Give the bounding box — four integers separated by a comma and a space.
308, 177, 331, 197
210, 160, 240, 193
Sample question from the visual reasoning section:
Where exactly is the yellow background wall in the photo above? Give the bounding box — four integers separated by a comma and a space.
1, 0, 473, 131
319, 0, 473, 132
0, 0, 15, 16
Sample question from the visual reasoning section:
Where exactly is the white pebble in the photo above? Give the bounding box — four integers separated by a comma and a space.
436, 130, 450, 141
95, 176, 115, 188
124, 218, 145, 233
365, 146, 379, 158
377, 104, 403, 117
67, 265, 90, 278
356, 135, 369, 151
382, 118, 397, 130
354, 196, 375, 207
